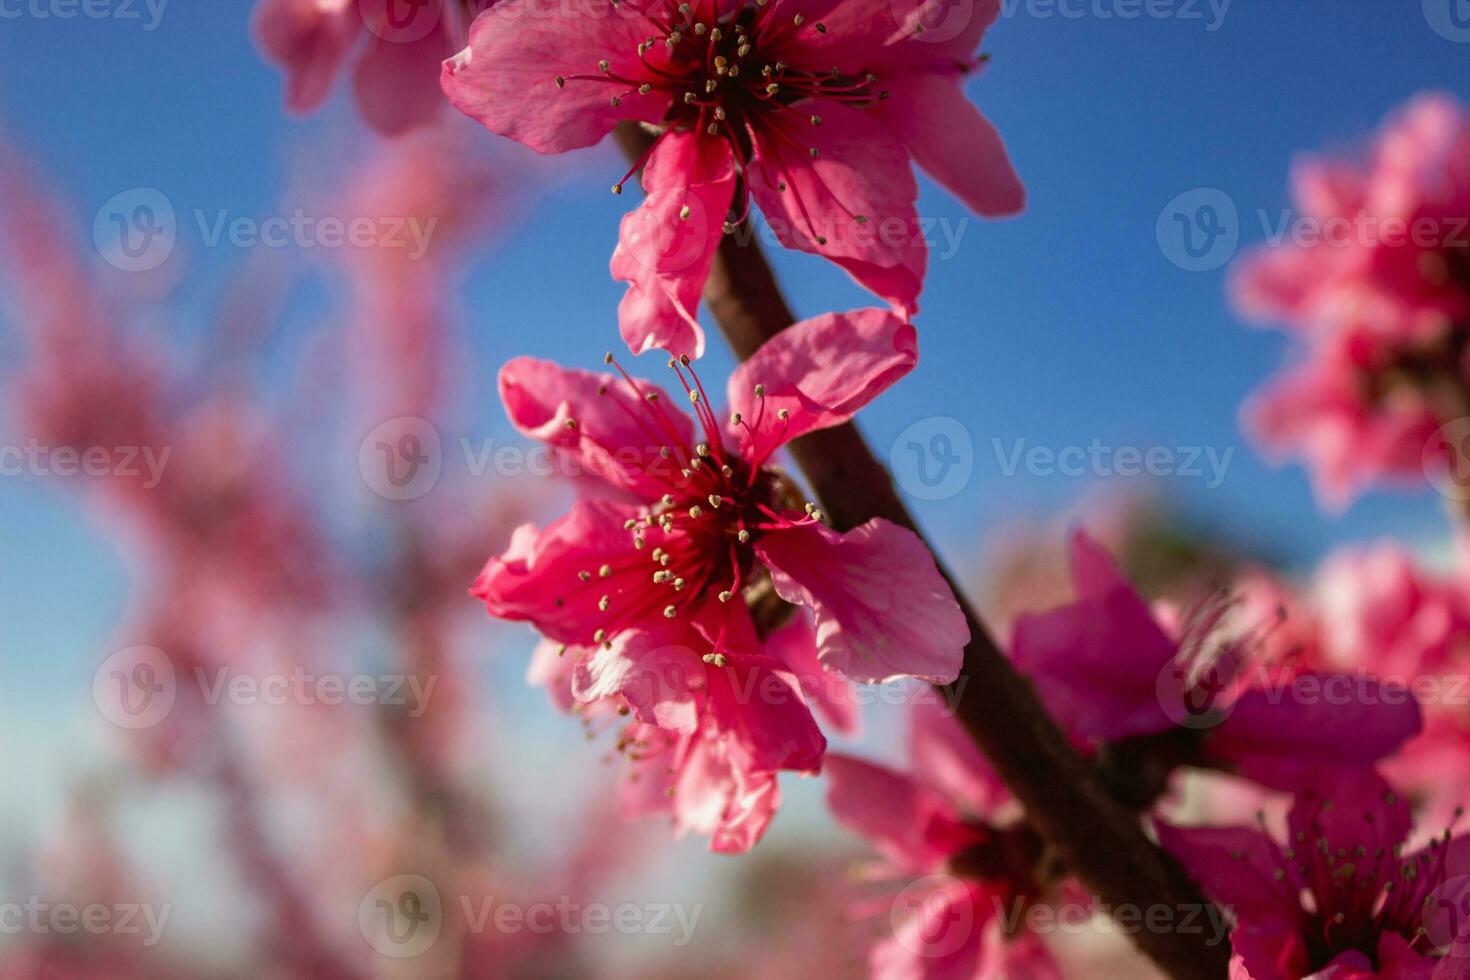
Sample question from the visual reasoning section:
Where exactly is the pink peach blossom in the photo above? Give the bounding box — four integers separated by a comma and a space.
473, 309, 969, 770
441, 0, 1025, 356
1158, 772, 1470, 979
1009, 531, 1422, 792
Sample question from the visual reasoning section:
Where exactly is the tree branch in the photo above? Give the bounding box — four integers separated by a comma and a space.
616, 123, 1231, 980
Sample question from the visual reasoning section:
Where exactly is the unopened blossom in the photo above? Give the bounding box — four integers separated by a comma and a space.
1159, 772, 1470, 979
441, 0, 1025, 357
254, 0, 480, 134
1010, 532, 1422, 794
473, 309, 968, 770
827, 699, 1062, 980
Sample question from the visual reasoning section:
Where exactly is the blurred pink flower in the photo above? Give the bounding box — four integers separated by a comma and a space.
826, 700, 1060, 980
1231, 93, 1470, 509
1010, 532, 1422, 792
1233, 93, 1470, 339
441, 0, 1024, 357
473, 310, 967, 756
1158, 772, 1470, 980
254, 0, 480, 135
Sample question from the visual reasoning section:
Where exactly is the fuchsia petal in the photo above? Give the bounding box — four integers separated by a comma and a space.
1209, 673, 1422, 789
440, 0, 667, 153
909, 696, 1008, 818
1153, 823, 1292, 925
353, 32, 452, 135
763, 0, 1000, 72
825, 754, 970, 872
572, 628, 702, 732
872, 72, 1025, 218
748, 101, 925, 316
471, 500, 643, 644
757, 519, 968, 684
726, 307, 916, 451
763, 615, 861, 735
706, 653, 827, 774
1285, 771, 1413, 863
498, 356, 693, 499
1010, 531, 1176, 740
870, 877, 992, 980
611, 130, 736, 359
526, 637, 579, 712
252, 0, 360, 113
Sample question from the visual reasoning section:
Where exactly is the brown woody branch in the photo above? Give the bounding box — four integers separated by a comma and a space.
616, 123, 1231, 980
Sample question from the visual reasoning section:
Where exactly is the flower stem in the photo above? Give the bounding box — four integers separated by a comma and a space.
616, 123, 1230, 980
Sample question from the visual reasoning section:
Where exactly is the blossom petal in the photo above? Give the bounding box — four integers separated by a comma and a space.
573, 628, 703, 732
910, 697, 1007, 817
440, 0, 667, 153
1208, 673, 1422, 790
870, 877, 992, 980
757, 519, 968, 684
527, 637, 579, 712
825, 754, 968, 872
252, 0, 360, 113
471, 500, 644, 644
1009, 531, 1176, 741
763, 614, 861, 735
705, 652, 827, 773
611, 130, 735, 358
499, 356, 693, 499
1153, 823, 1292, 924
749, 101, 925, 315
872, 72, 1025, 218
726, 307, 916, 451
353, 32, 451, 135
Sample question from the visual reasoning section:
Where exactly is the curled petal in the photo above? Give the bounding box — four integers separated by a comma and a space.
757, 519, 968, 684
727, 307, 916, 452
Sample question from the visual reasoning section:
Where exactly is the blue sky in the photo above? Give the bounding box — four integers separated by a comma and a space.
1, 0, 1468, 894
